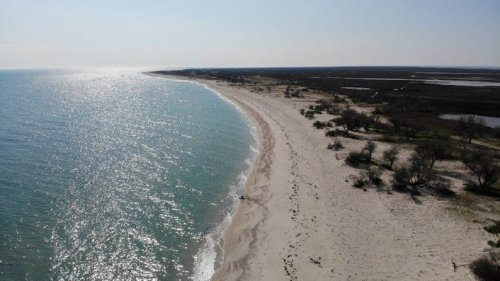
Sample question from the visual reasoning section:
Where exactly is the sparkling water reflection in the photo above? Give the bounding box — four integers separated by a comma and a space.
0, 69, 255, 280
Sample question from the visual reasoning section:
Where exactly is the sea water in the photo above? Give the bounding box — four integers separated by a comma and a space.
0, 69, 257, 280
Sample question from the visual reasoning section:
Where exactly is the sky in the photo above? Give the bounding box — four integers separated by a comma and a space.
1, 0, 499, 69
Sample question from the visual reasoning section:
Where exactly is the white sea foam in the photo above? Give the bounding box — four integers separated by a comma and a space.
174, 79, 260, 281
191, 151, 258, 281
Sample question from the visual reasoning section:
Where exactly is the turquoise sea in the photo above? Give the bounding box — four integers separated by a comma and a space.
0, 69, 257, 280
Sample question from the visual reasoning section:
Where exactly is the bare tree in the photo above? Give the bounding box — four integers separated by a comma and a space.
415, 140, 447, 169
356, 167, 383, 188
393, 152, 434, 188
394, 118, 426, 140
456, 115, 486, 145
382, 146, 400, 169
363, 141, 377, 162
462, 151, 500, 193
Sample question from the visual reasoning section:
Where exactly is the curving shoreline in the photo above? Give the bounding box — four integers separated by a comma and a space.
148, 73, 270, 279
152, 74, 491, 281
205, 83, 275, 281
191, 82, 262, 281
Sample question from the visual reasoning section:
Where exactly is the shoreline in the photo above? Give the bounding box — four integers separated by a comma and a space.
152, 73, 493, 281
148, 73, 268, 280
192, 84, 262, 281
203, 83, 275, 281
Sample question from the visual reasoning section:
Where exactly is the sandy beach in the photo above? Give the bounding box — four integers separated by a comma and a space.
3, 1, 500, 280
156, 75, 495, 281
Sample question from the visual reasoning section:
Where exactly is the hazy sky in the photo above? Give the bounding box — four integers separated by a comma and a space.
1, 0, 499, 69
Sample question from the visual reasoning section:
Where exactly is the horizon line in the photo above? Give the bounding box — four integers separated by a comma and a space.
2, 64, 500, 71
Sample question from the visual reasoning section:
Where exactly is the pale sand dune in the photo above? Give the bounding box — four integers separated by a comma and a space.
158, 75, 493, 281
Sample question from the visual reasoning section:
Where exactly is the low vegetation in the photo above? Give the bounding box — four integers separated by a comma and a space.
345, 151, 368, 167
469, 255, 500, 281
284, 86, 304, 98
313, 121, 332, 129
327, 139, 343, 151
354, 167, 383, 189
484, 220, 500, 235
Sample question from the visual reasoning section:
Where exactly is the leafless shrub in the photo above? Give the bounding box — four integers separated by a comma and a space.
382, 146, 400, 170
